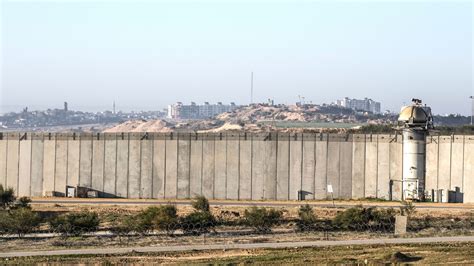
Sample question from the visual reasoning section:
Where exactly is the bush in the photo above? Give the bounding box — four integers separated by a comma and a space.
332, 206, 395, 231
191, 196, 210, 212
154, 205, 178, 235
296, 204, 318, 231
110, 215, 136, 237
13, 197, 32, 209
131, 207, 161, 235
179, 197, 215, 235
0, 208, 41, 237
244, 207, 282, 233
50, 211, 100, 236
400, 200, 416, 217
180, 211, 216, 235
0, 185, 16, 209
118, 205, 179, 235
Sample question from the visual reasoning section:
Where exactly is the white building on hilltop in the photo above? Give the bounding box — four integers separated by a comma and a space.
334, 97, 381, 114
167, 102, 239, 119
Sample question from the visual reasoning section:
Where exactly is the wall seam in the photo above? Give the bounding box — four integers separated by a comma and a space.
163, 137, 167, 199
139, 137, 143, 199
363, 134, 366, 197
325, 133, 329, 199
126, 134, 130, 198
213, 136, 216, 199
225, 134, 228, 199
376, 135, 379, 198
3, 137, 7, 188
449, 135, 453, 190
65, 138, 69, 192
462, 135, 465, 192
300, 134, 304, 197
102, 137, 106, 195
200, 138, 203, 197
29, 135, 33, 197
53, 136, 57, 193
151, 138, 155, 198
274, 134, 278, 200
436, 135, 440, 190
114, 135, 118, 196
188, 135, 191, 199
313, 134, 317, 200
237, 135, 241, 200
287, 134, 290, 200
176, 134, 179, 199
16, 136, 20, 194
338, 137, 341, 197
250, 134, 253, 200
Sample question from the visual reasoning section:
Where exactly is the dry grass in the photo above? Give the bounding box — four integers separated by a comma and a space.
3, 242, 474, 265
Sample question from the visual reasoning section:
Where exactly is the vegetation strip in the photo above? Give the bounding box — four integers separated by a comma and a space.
30, 199, 474, 210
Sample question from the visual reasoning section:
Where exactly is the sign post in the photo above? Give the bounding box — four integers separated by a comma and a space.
327, 184, 335, 207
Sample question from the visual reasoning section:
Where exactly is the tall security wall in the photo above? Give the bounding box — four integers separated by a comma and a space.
0, 132, 472, 202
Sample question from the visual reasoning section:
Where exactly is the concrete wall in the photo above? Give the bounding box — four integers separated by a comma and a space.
0, 132, 472, 203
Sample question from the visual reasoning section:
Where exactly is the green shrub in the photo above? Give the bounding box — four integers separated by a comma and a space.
13, 197, 32, 209
400, 200, 416, 217
0, 185, 16, 209
244, 207, 282, 233
332, 206, 395, 231
154, 205, 178, 235
180, 211, 216, 235
296, 204, 318, 231
132, 207, 161, 235
0, 208, 41, 237
191, 196, 210, 212
50, 211, 100, 236
119, 206, 179, 235
110, 215, 136, 237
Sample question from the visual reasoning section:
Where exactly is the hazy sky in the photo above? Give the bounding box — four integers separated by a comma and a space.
1, 0, 473, 114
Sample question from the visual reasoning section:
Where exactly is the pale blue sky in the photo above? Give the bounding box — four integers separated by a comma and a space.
1, 0, 472, 114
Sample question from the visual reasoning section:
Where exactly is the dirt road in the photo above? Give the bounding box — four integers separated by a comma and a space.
1, 236, 474, 258
31, 198, 474, 210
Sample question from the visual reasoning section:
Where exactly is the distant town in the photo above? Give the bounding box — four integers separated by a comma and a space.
0, 102, 166, 131
0, 97, 470, 132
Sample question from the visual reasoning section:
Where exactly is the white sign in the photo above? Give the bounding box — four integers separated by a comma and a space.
327, 184, 333, 193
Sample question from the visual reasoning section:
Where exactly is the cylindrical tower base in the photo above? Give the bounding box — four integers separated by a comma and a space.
402, 129, 427, 200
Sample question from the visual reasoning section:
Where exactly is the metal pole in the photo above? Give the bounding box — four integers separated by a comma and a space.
250, 72, 254, 104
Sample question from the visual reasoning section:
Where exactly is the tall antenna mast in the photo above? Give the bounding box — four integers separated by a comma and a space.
250, 72, 254, 104
470, 96, 474, 125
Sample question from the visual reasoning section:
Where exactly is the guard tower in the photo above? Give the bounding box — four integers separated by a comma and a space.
397, 99, 433, 200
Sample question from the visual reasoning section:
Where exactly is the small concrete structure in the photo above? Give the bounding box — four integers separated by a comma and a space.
395, 215, 408, 235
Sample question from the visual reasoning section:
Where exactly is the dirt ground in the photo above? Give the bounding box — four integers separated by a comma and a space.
0, 201, 471, 253
29, 199, 474, 221
3, 242, 474, 265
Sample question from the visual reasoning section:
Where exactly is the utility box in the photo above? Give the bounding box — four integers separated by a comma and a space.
448, 187, 464, 203
66, 187, 76, 198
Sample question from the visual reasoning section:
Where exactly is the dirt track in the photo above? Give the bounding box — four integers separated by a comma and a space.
31, 197, 474, 210
2, 236, 474, 258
